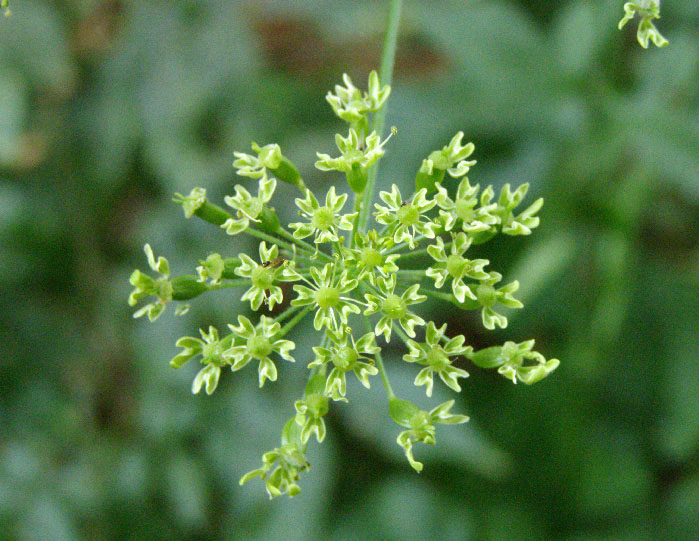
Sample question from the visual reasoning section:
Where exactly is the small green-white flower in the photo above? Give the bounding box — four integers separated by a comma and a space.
315, 128, 394, 193
294, 374, 329, 443
308, 327, 379, 401
473, 273, 523, 330
239, 418, 309, 499
233, 141, 304, 189
128, 244, 172, 321
170, 326, 235, 395
315, 129, 388, 173
403, 322, 471, 396
325, 71, 391, 124
374, 185, 438, 249
426, 233, 491, 303
291, 262, 360, 331
225, 315, 295, 387
173, 187, 207, 218
290, 187, 356, 244
415, 132, 477, 192
390, 398, 469, 472
426, 131, 475, 173
233, 142, 283, 178
221, 172, 276, 235
493, 183, 543, 236
468, 339, 560, 385
364, 274, 426, 341
434, 177, 499, 234
618, 1, 668, 48
196, 253, 225, 285
345, 230, 399, 285
235, 242, 297, 310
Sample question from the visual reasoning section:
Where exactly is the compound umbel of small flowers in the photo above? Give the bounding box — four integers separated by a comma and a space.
129, 71, 560, 499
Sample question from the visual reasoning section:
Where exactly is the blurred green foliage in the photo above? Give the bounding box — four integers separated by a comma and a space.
1, 0, 697, 538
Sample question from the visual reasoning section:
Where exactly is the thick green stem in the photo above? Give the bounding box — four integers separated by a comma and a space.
420, 287, 454, 303
277, 305, 314, 338
358, 0, 402, 234
207, 279, 252, 290
395, 270, 427, 281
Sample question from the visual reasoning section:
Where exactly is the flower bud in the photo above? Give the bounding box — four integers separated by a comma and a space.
270, 156, 305, 189
171, 275, 209, 300
346, 162, 368, 194
258, 205, 281, 233
415, 166, 445, 194
221, 257, 242, 279
467, 346, 504, 369
389, 398, 421, 428
193, 201, 233, 227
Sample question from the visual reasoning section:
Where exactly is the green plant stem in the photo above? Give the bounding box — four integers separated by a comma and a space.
391, 322, 414, 348
396, 270, 427, 281
358, 282, 395, 398
246, 227, 304, 255
421, 287, 454, 303
292, 254, 320, 268
276, 227, 334, 263
277, 305, 314, 338
358, 0, 402, 233
349, 192, 363, 248
207, 279, 253, 290
385, 234, 429, 255
364, 316, 395, 399
394, 238, 453, 260
274, 302, 305, 324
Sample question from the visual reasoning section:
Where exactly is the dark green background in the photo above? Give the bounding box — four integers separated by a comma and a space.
1, 1, 697, 539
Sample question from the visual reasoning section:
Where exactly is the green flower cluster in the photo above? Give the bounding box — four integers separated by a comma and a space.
129, 72, 560, 499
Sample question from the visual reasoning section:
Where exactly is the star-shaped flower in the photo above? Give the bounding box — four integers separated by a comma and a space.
221, 172, 276, 235
472, 273, 523, 330
239, 418, 309, 499
290, 187, 357, 244
364, 274, 426, 341
414, 131, 477, 193
308, 327, 379, 401
290, 262, 360, 332
403, 322, 471, 396
128, 244, 173, 321
294, 374, 330, 443
170, 326, 236, 395
468, 339, 560, 385
234, 242, 298, 310
233, 142, 284, 179
344, 230, 399, 285
434, 177, 499, 235
325, 71, 390, 124
390, 398, 469, 472
374, 185, 438, 249
196, 253, 225, 285
233, 142, 304, 189
426, 233, 491, 303
315, 128, 394, 193
224, 315, 295, 387
493, 183, 543, 236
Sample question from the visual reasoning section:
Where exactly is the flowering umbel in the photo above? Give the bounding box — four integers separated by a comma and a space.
129, 71, 560, 498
